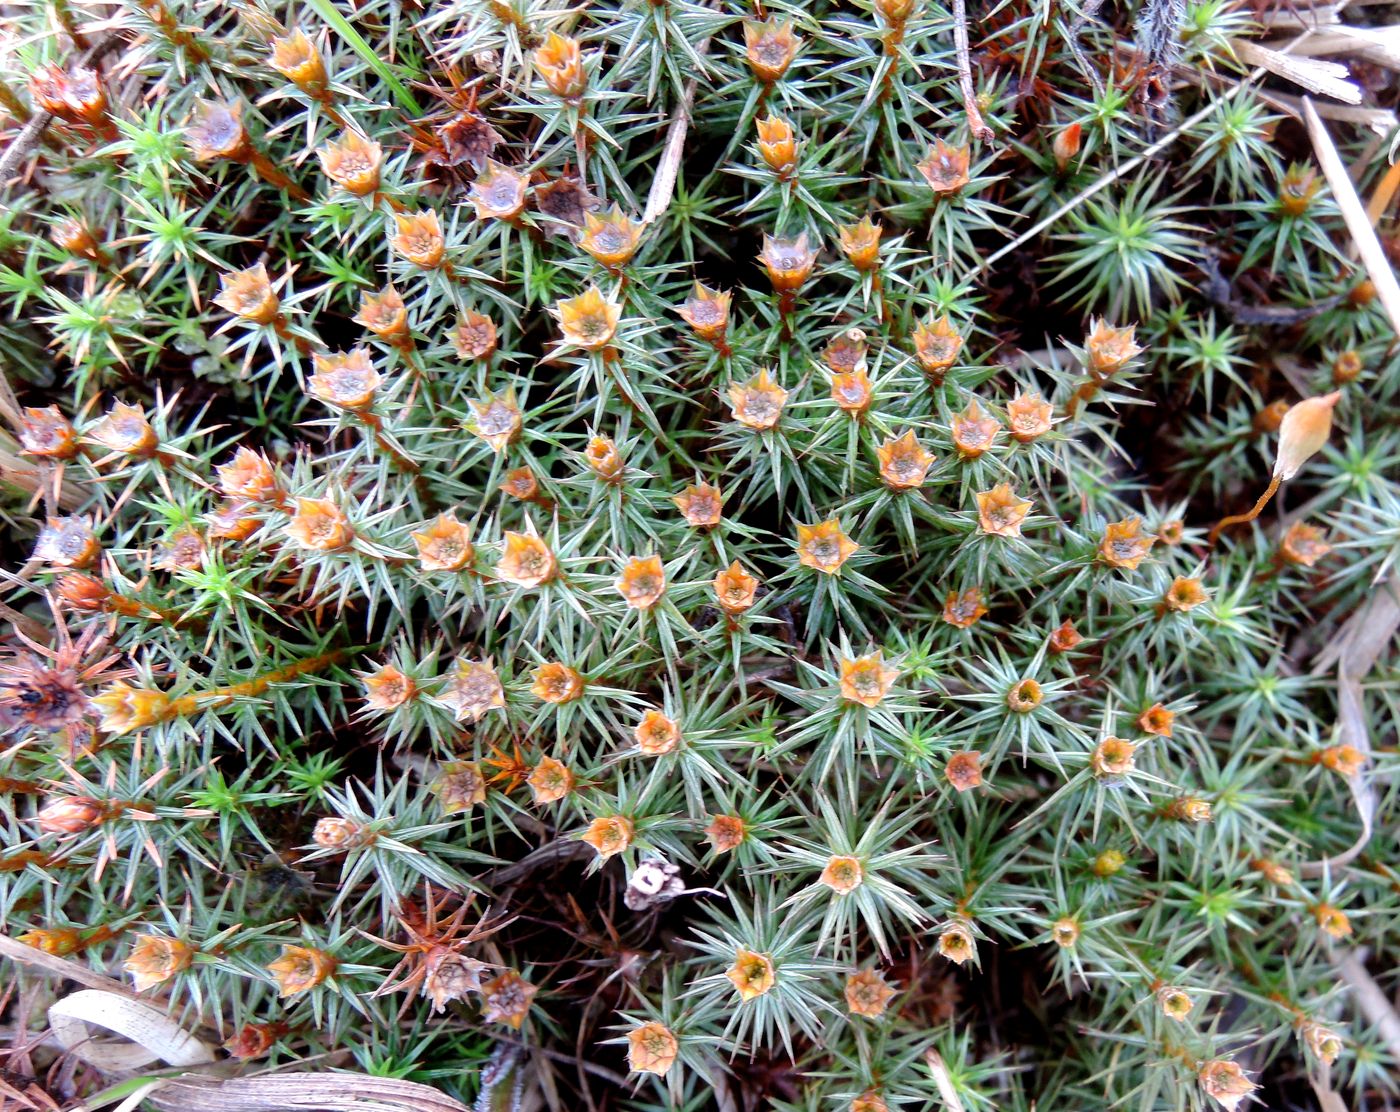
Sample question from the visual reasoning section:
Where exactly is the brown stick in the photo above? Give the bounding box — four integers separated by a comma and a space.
1208, 474, 1281, 546
953, 0, 993, 143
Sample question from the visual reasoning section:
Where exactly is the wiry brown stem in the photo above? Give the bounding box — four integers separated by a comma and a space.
1208, 474, 1281, 547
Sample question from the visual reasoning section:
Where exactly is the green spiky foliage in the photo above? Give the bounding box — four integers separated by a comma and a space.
0, 0, 1397, 1110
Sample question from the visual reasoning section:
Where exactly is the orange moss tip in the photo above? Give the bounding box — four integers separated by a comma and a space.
411, 512, 475, 572
616, 555, 666, 609
795, 519, 858, 575
942, 587, 987, 629
284, 497, 355, 551
917, 139, 970, 194
533, 32, 587, 99
976, 483, 1032, 537
317, 131, 383, 196
725, 948, 775, 1000
744, 20, 800, 82
845, 967, 896, 1017
757, 232, 817, 292
839, 652, 898, 708
877, 430, 935, 491
581, 814, 634, 859
553, 285, 622, 349
441, 659, 506, 723
728, 368, 789, 430
268, 944, 336, 997
713, 560, 759, 614
944, 750, 983, 792
678, 283, 731, 342
309, 348, 381, 410
481, 969, 537, 1028
215, 263, 280, 324
435, 761, 488, 812
704, 814, 747, 853
469, 159, 528, 221
674, 481, 724, 527
466, 388, 522, 453
124, 934, 196, 991
626, 1022, 679, 1076
1099, 516, 1155, 570
838, 215, 882, 270
496, 528, 556, 588
635, 710, 681, 755
580, 205, 643, 268
532, 662, 585, 704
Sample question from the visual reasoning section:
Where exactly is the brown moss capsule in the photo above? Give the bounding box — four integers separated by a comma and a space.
744, 20, 799, 83
36, 795, 105, 835
313, 816, 365, 849
917, 139, 971, 194
318, 131, 382, 196
1319, 744, 1365, 778
89, 402, 158, 458
1052, 122, 1081, 171
93, 682, 171, 734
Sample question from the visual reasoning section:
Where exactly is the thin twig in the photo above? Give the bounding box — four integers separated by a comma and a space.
952, 0, 993, 143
